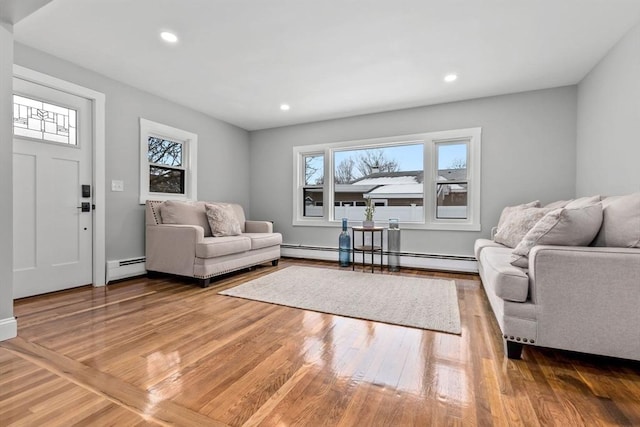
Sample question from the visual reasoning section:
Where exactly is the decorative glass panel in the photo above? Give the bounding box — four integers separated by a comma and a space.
148, 136, 183, 167
13, 95, 77, 145
149, 166, 185, 194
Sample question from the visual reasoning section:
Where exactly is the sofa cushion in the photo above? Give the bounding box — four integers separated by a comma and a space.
160, 200, 212, 237
242, 233, 283, 250
474, 238, 505, 260
593, 192, 640, 248
196, 236, 251, 258
205, 203, 242, 237
494, 206, 552, 248
511, 204, 603, 267
480, 246, 530, 302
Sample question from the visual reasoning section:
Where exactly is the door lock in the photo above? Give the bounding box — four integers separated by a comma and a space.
77, 202, 91, 212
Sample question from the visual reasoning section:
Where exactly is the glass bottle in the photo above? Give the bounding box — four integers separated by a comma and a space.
339, 218, 351, 267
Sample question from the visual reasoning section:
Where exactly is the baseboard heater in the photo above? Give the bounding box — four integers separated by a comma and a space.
106, 257, 147, 283
281, 244, 478, 273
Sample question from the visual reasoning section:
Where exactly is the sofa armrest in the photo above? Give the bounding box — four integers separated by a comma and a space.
145, 224, 205, 277
245, 220, 273, 233
527, 245, 640, 359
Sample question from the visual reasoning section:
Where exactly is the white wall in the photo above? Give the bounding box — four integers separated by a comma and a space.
14, 44, 252, 261
576, 22, 640, 196
250, 87, 577, 256
0, 21, 16, 339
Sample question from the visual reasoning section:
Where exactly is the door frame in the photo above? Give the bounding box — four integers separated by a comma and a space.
13, 65, 106, 286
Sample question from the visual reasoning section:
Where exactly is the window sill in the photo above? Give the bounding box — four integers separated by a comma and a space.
293, 218, 481, 231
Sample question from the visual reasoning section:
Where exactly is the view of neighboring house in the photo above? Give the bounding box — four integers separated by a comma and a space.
305, 168, 468, 221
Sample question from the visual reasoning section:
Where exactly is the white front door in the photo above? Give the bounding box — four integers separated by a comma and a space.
12, 77, 93, 299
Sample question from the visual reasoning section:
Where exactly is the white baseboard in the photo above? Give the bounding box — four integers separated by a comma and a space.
106, 257, 147, 283
0, 317, 17, 341
281, 244, 478, 273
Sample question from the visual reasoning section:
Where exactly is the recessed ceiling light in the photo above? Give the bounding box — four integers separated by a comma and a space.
280, 104, 290, 111
444, 74, 458, 83
160, 31, 178, 43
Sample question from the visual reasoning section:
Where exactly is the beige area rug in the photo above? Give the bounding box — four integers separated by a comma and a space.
219, 266, 461, 334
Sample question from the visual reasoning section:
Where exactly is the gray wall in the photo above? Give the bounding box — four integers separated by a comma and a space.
14, 44, 251, 261
0, 22, 14, 327
576, 22, 640, 196
250, 86, 577, 256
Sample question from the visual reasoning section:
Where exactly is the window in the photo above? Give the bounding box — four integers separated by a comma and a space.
333, 144, 423, 223
435, 142, 468, 219
13, 94, 77, 145
302, 154, 324, 217
139, 118, 198, 204
292, 128, 481, 231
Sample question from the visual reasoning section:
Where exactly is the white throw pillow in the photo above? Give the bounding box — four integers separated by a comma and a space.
494, 205, 551, 249
593, 192, 640, 248
205, 203, 242, 237
510, 204, 603, 268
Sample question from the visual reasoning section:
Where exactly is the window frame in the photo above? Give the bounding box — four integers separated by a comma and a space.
292, 127, 481, 231
139, 118, 198, 204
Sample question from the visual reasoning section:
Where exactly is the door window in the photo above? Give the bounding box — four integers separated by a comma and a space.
13, 94, 77, 145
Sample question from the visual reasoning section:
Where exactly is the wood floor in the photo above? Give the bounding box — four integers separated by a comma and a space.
1, 258, 639, 426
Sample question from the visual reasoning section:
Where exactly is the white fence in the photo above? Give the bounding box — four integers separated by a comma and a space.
305, 205, 467, 221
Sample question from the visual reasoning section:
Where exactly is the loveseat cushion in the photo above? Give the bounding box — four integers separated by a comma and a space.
480, 246, 530, 302
160, 200, 212, 237
593, 192, 640, 248
196, 236, 251, 258
242, 233, 283, 250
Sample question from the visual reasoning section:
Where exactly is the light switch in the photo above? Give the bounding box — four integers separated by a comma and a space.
111, 180, 124, 192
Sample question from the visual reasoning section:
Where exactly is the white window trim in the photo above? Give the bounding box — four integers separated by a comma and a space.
139, 118, 198, 204
292, 127, 481, 231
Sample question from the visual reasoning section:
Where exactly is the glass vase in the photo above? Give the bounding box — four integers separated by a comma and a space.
339, 218, 351, 267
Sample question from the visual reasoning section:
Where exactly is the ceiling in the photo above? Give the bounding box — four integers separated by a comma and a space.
12, 0, 640, 131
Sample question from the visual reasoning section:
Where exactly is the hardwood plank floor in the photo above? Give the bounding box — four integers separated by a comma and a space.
1, 258, 639, 426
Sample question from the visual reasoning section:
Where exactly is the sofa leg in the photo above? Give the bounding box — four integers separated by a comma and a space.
504, 340, 523, 359
146, 270, 161, 279
272, 259, 279, 266
199, 278, 211, 288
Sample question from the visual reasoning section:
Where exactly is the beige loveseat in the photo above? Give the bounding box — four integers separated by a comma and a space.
475, 193, 640, 360
145, 200, 282, 287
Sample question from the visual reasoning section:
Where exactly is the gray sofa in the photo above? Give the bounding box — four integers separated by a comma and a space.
145, 200, 282, 287
476, 193, 640, 360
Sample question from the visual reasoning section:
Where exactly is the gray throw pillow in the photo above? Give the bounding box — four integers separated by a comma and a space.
160, 200, 212, 237
494, 206, 551, 248
593, 192, 640, 248
511, 204, 604, 268
205, 203, 242, 237
565, 195, 601, 209
544, 199, 572, 209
